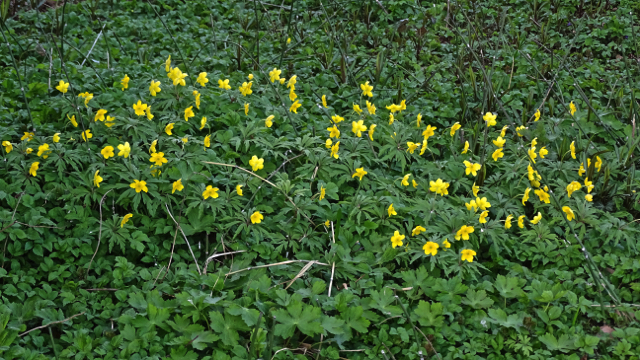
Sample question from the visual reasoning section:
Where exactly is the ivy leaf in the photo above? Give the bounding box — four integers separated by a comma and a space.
461, 289, 494, 309
273, 300, 323, 338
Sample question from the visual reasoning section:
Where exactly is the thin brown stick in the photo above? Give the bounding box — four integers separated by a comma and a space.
414, 325, 442, 360
225, 260, 328, 277
285, 260, 318, 289
203, 250, 246, 274
202, 161, 315, 226
165, 203, 202, 275
86, 189, 113, 278
15, 222, 59, 229
83, 288, 118, 291
1, 192, 24, 268
152, 265, 166, 286
161, 228, 179, 282
328, 221, 336, 297
19, 312, 85, 337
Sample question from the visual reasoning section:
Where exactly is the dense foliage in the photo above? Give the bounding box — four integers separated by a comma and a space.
2, 0, 640, 359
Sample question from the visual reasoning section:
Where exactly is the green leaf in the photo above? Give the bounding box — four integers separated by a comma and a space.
414, 301, 444, 327
273, 300, 323, 338
461, 289, 494, 309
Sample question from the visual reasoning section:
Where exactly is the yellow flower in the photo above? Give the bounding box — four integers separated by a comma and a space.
327, 125, 340, 138
133, 100, 148, 116
423, 241, 439, 256
352, 120, 367, 137
412, 179, 418, 188
130, 180, 148, 193
172, 179, 184, 194
250, 211, 264, 224
388, 204, 397, 217
578, 161, 586, 177
518, 215, 526, 228
450, 122, 461, 137
244, 103, 250, 116
479, 210, 489, 224
269, 68, 282, 83
78, 92, 93, 107
483, 112, 497, 126
539, 147, 548, 158
149, 152, 168, 166
584, 178, 594, 193
472, 183, 479, 197
516, 125, 525, 136
289, 88, 297, 102
55, 80, 70, 93
100, 146, 114, 159
318, 186, 325, 201
390, 231, 405, 248
218, 79, 231, 90
287, 37, 291, 44
534, 188, 550, 203
462, 141, 469, 154
418, 139, 427, 156
422, 125, 436, 140
265, 115, 274, 128
324, 220, 330, 227
165, 55, 171, 72
37, 144, 51, 159
165, 123, 174, 135
415, 113, 422, 128
429, 178, 449, 196
192, 91, 201, 109
360, 81, 374, 97
400, 100, 406, 111
149, 80, 161, 96
248, 74, 254, 80
368, 124, 377, 141
352, 167, 367, 181
121, 74, 130, 91
532, 108, 540, 121
443, 239, 451, 250
531, 212, 542, 225
21, 132, 34, 141
595, 156, 602, 172
285, 75, 297, 89
493, 136, 505, 148
325, 138, 333, 148
249, 155, 264, 171
401, 174, 411, 186
200, 117, 207, 130
26, 148, 33, 154
322, 95, 328, 108
204, 135, 211, 148
567, 181, 581, 197
330, 141, 340, 159
353, 104, 363, 114
196, 72, 209, 87
81, 130, 92, 142
170, 67, 188, 86
505, 215, 513, 229
522, 187, 531, 205
68, 114, 78, 127
94, 109, 108, 122
361, 101, 376, 117
412, 226, 426, 236
407, 142, 419, 154
93, 170, 103, 187
120, 214, 133, 228
239, 81, 253, 96
386, 103, 401, 113
492, 148, 504, 161
562, 206, 575, 221
465, 199, 478, 211
203, 185, 220, 199
528, 147, 537, 163
461, 249, 476, 263
150, 139, 157, 154
290, 100, 302, 113
2, 141, 12, 153
570, 141, 576, 159
570, 101, 577, 116
455, 225, 474, 240
143, 105, 153, 120
464, 161, 482, 176
388, 113, 394, 125
585, 194, 593, 202
29, 162, 39, 176
475, 197, 491, 210
184, 106, 195, 121
181, 137, 188, 143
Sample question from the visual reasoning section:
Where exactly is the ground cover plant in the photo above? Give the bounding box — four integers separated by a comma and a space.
2, 0, 640, 359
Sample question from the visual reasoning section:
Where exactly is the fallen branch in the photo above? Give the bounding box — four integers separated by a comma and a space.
19, 312, 85, 337
226, 260, 329, 277
165, 204, 202, 275
87, 189, 113, 278
203, 250, 246, 274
